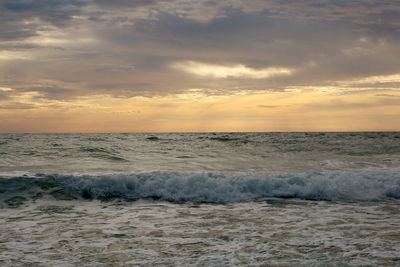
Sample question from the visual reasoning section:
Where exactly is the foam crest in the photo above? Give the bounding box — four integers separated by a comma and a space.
1, 171, 400, 204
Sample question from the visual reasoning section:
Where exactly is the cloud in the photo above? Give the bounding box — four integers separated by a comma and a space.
93, 0, 170, 8
306, 98, 400, 111
375, 94, 397, 97
344, 74, 400, 85
171, 61, 293, 79
0, 50, 34, 60
0, 102, 35, 110
1, 0, 88, 28
1, 0, 400, 132
7, 86, 80, 101
156, 103, 178, 108
1, 0, 400, 101
258, 105, 279, 108
0, 27, 38, 41
2, 0, 86, 12
0, 0, 90, 48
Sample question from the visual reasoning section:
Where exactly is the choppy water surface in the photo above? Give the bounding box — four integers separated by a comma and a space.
1, 132, 400, 266
1, 132, 400, 174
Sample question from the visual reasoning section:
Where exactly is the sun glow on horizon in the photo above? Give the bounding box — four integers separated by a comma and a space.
1, 86, 399, 133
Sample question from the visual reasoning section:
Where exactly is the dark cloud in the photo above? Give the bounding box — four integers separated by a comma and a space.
12, 86, 79, 100
32, 86, 77, 100
93, 0, 170, 8
2, 0, 86, 11
347, 82, 400, 89
0, 11, 40, 41
0, 0, 88, 35
0, 43, 39, 50
1, 0, 400, 100
100, 6, 400, 87
103, 9, 348, 68
0, 27, 38, 41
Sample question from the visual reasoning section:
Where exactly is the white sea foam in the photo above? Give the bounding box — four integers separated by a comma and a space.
1, 171, 399, 203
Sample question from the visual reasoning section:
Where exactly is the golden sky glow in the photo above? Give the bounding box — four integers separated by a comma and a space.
1, 77, 399, 132
1, 0, 400, 132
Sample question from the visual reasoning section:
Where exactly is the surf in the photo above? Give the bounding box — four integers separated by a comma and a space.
1, 170, 399, 207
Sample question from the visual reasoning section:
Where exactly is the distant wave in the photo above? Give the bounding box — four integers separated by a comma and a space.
78, 146, 129, 162
1, 171, 399, 206
146, 136, 159, 141
209, 136, 241, 142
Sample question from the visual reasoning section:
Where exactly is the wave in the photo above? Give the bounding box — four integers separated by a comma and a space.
1, 171, 399, 206
209, 136, 240, 142
146, 136, 159, 141
79, 146, 129, 162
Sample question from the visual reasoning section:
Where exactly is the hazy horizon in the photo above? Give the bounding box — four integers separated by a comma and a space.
2, 130, 400, 134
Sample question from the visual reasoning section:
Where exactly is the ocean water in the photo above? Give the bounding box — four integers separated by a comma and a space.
1, 132, 400, 266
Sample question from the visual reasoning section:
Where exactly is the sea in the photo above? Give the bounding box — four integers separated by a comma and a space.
0, 132, 399, 266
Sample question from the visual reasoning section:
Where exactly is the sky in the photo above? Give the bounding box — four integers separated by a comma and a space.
0, 0, 400, 132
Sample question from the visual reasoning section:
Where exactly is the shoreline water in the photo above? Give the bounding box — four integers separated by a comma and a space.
2, 198, 400, 266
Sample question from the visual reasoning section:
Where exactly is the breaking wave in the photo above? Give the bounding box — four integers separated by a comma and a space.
1, 171, 400, 205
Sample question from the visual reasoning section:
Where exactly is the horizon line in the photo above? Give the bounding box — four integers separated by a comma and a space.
1, 130, 399, 134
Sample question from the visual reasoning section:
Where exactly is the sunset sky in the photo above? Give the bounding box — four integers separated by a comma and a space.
1, 0, 400, 132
